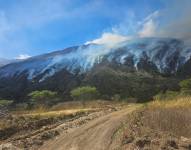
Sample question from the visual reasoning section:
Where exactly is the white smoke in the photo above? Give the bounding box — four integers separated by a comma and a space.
86, 0, 191, 46
16, 54, 31, 60
85, 32, 131, 48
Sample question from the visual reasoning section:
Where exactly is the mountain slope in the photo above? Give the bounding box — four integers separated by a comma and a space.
0, 58, 16, 67
0, 37, 190, 101
0, 38, 190, 82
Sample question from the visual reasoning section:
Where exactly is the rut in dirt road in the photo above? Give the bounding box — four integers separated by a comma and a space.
40, 105, 139, 150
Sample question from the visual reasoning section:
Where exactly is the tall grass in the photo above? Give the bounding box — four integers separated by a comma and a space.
149, 96, 191, 108
143, 96, 191, 138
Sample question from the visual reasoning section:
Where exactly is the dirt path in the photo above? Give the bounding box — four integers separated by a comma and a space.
40, 105, 139, 150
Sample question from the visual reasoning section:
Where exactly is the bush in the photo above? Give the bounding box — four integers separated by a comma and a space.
112, 94, 121, 101
153, 91, 179, 101
0, 100, 13, 107
28, 90, 58, 107
71, 86, 99, 101
179, 78, 191, 91
179, 78, 191, 95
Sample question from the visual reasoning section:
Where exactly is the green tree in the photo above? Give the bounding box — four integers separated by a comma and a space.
71, 86, 98, 101
28, 90, 57, 106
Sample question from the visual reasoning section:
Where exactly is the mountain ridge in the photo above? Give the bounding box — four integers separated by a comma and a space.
0, 37, 190, 81
0, 37, 190, 101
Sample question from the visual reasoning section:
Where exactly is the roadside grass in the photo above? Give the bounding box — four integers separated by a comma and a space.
148, 96, 191, 108
143, 96, 191, 138
50, 100, 126, 110
119, 96, 191, 149
11, 100, 113, 115
12, 108, 95, 118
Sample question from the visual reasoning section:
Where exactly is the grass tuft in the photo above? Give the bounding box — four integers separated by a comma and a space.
148, 96, 191, 108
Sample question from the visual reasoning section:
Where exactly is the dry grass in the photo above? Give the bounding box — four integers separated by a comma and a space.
19, 108, 94, 118
143, 96, 191, 138
11, 100, 109, 116
0, 108, 91, 129
50, 100, 125, 111
148, 96, 191, 108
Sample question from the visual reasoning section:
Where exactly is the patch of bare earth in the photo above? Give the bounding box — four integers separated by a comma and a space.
0, 104, 118, 150
39, 105, 139, 150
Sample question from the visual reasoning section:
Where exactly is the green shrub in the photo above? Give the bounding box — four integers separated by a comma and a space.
153, 91, 179, 101
179, 78, 191, 91
71, 86, 99, 101
112, 94, 121, 101
179, 78, 191, 95
124, 97, 138, 103
0, 100, 13, 107
28, 90, 58, 107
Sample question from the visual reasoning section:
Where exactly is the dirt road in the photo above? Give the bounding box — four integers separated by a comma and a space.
40, 105, 139, 150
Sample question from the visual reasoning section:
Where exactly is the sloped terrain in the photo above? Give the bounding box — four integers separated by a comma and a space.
0, 37, 190, 102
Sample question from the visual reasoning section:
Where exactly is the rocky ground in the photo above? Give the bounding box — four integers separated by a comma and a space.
0, 105, 118, 150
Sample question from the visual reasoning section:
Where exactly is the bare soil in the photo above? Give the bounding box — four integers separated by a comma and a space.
39, 105, 139, 150
0, 105, 118, 149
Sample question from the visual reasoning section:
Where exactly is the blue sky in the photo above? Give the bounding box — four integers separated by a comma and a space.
0, 0, 189, 59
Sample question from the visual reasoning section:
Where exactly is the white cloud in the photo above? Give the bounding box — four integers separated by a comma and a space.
85, 32, 131, 47
16, 54, 31, 60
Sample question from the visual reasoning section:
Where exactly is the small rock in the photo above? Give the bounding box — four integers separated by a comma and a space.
122, 136, 134, 144
181, 136, 190, 142
179, 143, 191, 150
151, 139, 160, 145
135, 137, 151, 148
166, 139, 178, 149
179, 138, 191, 150
31, 137, 44, 146
0, 143, 20, 150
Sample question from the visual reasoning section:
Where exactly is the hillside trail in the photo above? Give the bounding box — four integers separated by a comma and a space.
40, 104, 140, 150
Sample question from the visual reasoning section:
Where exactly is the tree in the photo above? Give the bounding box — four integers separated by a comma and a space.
28, 90, 57, 106
71, 86, 98, 101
